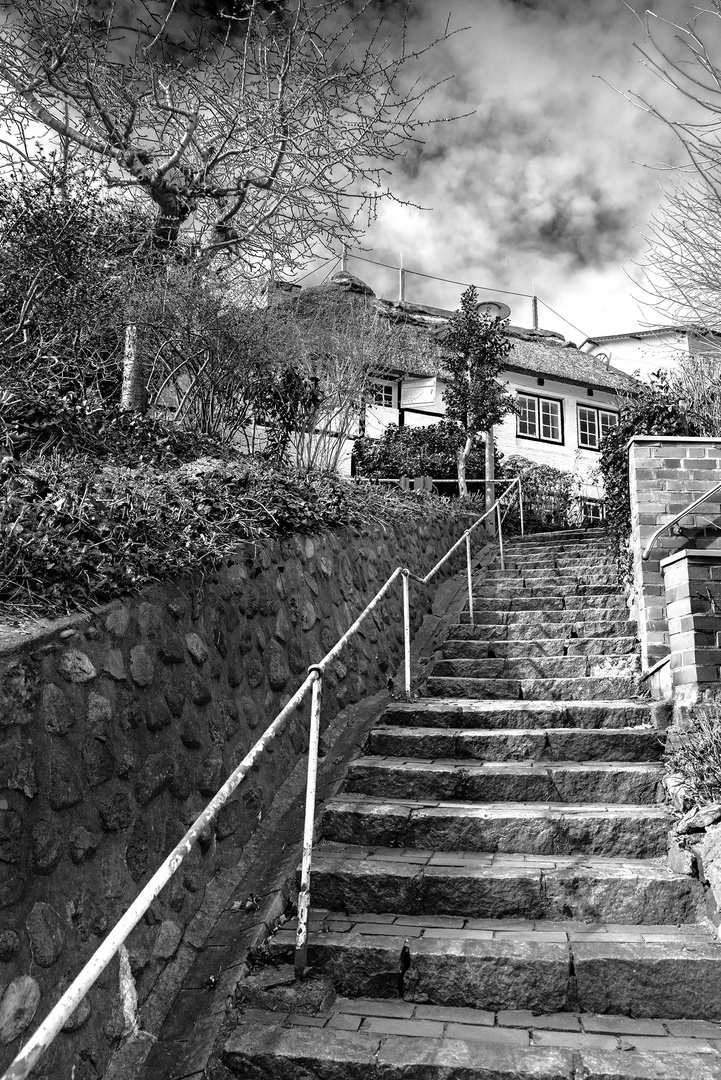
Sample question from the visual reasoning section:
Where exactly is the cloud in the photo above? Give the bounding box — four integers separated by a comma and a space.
350, 0, 705, 335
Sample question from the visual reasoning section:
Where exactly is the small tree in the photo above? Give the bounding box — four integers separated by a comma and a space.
441, 286, 514, 497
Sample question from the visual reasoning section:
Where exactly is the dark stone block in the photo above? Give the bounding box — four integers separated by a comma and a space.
0, 864, 25, 907
190, 678, 212, 707
157, 631, 185, 665
0, 810, 22, 864
30, 819, 63, 874
126, 818, 149, 882
98, 790, 133, 833
135, 752, 174, 806
26, 901, 66, 966
48, 747, 84, 810
181, 720, 203, 749
165, 688, 186, 718
82, 739, 116, 787
246, 652, 264, 689
198, 755, 224, 797
68, 825, 101, 864
0, 929, 20, 961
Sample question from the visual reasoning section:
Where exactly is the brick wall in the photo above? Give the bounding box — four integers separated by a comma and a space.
661, 550, 721, 704
629, 437, 721, 672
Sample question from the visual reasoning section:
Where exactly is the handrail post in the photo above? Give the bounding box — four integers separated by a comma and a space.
466, 531, 474, 625
402, 569, 412, 699
518, 478, 524, 537
497, 502, 505, 572
294, 669, 323, 978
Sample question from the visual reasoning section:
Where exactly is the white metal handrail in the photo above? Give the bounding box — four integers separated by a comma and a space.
642, 478, 721, 561
2, 478, 522, 1080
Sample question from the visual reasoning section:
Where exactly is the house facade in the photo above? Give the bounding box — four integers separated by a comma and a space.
273, 272, 638, 492
582, 327, 721, 382
299, 273, 637, 488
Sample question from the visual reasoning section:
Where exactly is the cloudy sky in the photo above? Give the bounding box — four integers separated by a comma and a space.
310, 0, 714, 342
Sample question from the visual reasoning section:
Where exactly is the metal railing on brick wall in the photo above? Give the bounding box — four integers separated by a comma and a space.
1, 479, 522, 1080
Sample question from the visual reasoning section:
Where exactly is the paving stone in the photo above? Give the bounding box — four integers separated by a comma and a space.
498, 1011, 581, 1031
446, 1023, 530, 1045
363, 1017, 444, 1037
580, 1015, 667, 1036
412, 1004, 494, 1025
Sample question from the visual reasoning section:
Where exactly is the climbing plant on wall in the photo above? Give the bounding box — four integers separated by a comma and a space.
599, 371, 696, 544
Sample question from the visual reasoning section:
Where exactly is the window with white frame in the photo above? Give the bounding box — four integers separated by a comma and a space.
370, 380, 395, 408
516, 392, 563, 444
577, 405, 618, 450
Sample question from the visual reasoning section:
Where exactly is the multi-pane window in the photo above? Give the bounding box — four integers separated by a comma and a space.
370, 381, 394, 408
577, 405, 618, 450
516, 393, 563, 444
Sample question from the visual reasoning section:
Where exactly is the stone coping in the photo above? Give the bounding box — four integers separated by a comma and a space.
660, 548, 721, 569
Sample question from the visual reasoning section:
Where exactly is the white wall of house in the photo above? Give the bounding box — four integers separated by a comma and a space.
357, 370, 619, 489
586, 332, 688, 382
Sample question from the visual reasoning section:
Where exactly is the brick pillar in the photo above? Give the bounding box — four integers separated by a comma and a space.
661, 550, 721, 703
628, 436, 721, 672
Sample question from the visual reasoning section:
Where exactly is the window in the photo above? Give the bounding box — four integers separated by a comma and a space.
577, 405, 618, 450
370, 381, 394, 408
516, 392, 563, 444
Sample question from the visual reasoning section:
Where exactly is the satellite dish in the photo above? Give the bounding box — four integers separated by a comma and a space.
477, 300, 511, 320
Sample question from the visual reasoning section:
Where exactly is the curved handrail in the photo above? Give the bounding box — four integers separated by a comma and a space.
1, 478, 522, 1080
642, 478, 721, 561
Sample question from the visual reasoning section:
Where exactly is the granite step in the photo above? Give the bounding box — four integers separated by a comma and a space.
464, 596, 628, 615
379, 699, 654, 730
458, 609, 629, 628
441, 637, 638, 659
449, 618, 634, 639
425, 675, 640, 700
322, 797, 670, 857
368, 725, 664, 762
430, 656, 639, 680
308, 848, 697, 923
265, 922, 721, 1019
473, 583, 620, 599
344, 759, 663, 805
224, 1010, 721, 1080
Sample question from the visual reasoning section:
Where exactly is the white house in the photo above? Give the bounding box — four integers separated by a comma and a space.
582, 327, 721, 382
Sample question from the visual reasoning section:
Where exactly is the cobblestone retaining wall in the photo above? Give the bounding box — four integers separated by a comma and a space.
0, 511, 471, 1079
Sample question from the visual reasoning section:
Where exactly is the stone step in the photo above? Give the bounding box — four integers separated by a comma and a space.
484, 566, 617, 580
442, 637, 638, 659
449, 618, 634, 640
322, 797, 670, 857
458, 610, 629, 629
308, 847, 698, 923
224, 1009, 721, 1080
380, 699, 654, 731
266, 924, 721, 1020
368, 725, 664, 762
431, 656, 639, 680
463, 597, 628, 616
345, 759, 663, 805
467, 596, 627, 614
473, 583, 620, 599
425, 675, 640, 701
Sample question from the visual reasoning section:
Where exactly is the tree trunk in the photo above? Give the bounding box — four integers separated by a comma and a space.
457, 433, 474, 498
485, 427, 495, 513
121, 324, 145, 412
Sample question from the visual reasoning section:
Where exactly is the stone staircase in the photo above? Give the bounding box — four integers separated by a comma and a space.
223, 529, 721, 1079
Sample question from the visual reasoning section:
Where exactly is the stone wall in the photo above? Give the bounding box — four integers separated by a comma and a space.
0, 511, 474, 1079
628, 436, 721, 672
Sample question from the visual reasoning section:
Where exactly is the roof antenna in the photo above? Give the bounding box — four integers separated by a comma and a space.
399, 251, 406, 304
531, 281, 539, 330
341, 245, 348, 273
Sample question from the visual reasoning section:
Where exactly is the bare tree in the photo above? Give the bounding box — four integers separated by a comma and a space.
0, 0, 457, 270
622, 3, 721, 326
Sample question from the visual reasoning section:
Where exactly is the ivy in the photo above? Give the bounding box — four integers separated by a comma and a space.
599, 371, 696, 544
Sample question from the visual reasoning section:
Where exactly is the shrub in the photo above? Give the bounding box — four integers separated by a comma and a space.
599, 372, 696, 544
665, 707, 721, 806
0, 455, 464, 620
500, 456, 577, 534
353, 421, 488, 480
